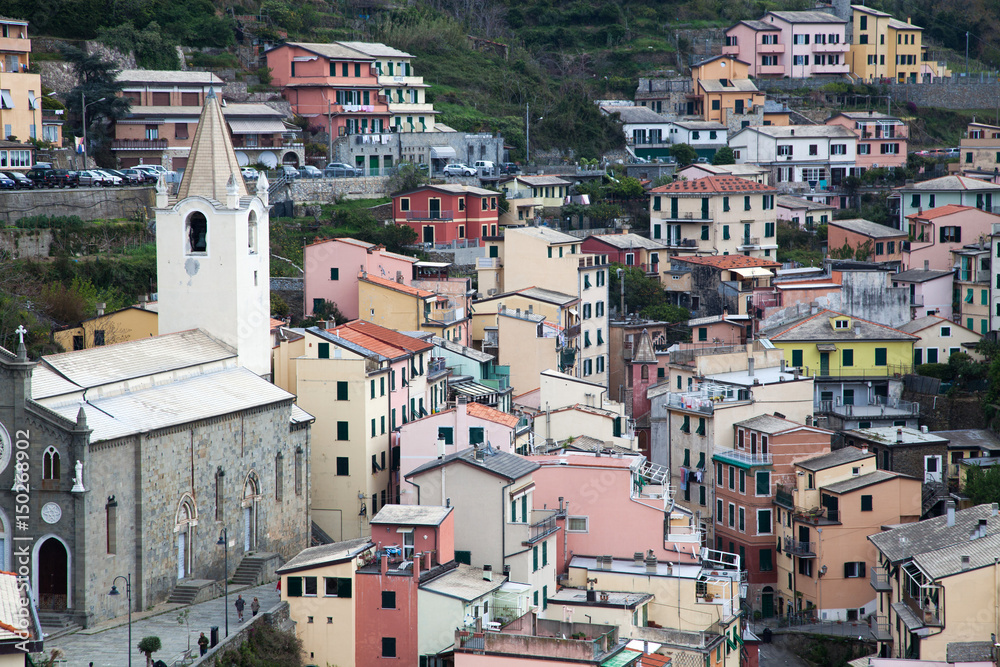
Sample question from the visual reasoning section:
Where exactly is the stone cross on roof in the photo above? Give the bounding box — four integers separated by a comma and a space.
175, 88, 247, 202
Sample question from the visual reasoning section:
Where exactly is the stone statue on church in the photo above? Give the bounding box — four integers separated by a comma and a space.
72, 459, 85, 493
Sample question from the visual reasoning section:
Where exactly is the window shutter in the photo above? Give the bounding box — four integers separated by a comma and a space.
844, 562, 851, 578
469, 427, 485, 444
338, 577, 352, 598
859, 562, 866, 578
287, 577, 303, 597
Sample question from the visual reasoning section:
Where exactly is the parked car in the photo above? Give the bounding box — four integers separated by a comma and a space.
105, 169, 139, 185
324, 162, 359, 177
499, 162, 519, 175
241, 167, 259, 181
277, 164, 300, 179
26, 168, 78, 188
299, 165, 323, 179
695, 156, 710, 163
473, 160, 495, 174
4, 171, 33, 189
135, 164, 167, 174
120, 168, 156, 184
443, 163, 477, 176
95, 170, 123, 186
0, 173, 15, 189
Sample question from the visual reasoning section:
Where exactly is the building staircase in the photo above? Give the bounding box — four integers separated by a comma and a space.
922, 481, 949, 515
166, 579, 218, 605
38, 611, 81, 641
232, 552, 280, 587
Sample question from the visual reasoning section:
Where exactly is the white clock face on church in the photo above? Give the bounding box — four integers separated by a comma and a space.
0, 423, 10, 477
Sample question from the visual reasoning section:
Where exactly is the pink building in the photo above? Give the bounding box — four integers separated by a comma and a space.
356, 505, 455, 666
826, 112, 908, 172
398, 400, 519, 502
688, 315, 749, 347
904, 205, 1000, 270
304, 238, 416, 318
527, 454, 701, 572
891, 266, 954, 320
724, 11, 848, 78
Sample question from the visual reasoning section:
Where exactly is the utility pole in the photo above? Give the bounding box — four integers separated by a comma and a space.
617, 268, 626, 319
525, 102, 530, 166
966, 32, 970, 78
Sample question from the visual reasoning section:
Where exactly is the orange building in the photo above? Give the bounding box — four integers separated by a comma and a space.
689, 55, 766, 126
0, 16, 43, 159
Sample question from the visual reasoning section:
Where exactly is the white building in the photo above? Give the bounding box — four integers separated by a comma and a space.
155, 90, 272, 377
729, 124, 857, 192
601, 104, 673, 160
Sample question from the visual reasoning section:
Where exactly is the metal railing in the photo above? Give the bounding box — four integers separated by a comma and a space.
476, 257, 501, 269
527, 512, 560, 544
775, 485, 794, 509
428, 358, 448, 376
740, 236, 760, 246
870, 565, 891, 591
713, 447, 772, 466
783, 537, 816, 557
814, 395, 919, 417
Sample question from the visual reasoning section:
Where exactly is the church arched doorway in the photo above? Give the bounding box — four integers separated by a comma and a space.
242, 473, 260, 553
175, 496, 197, 580
37, 537, 69, 610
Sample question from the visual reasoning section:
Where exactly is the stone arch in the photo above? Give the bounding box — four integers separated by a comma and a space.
242, 472, 261, 553
247, 210, 258, 255
281, 151, 299, 167
175, 495, 198, 580
33, 534, 71, 610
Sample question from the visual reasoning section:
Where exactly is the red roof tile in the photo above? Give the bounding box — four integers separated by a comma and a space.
359, 272, 435, 298
327, 320, 433, 358
465, 402, 520, 428
650, 175, 776, 194
906, 204, 979, 220
673, 255, 781, 269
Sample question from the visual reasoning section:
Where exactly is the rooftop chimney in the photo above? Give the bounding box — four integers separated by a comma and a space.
586, 588, 597, 602
896, 428, 903, 444
780, 359, 786, 372
993, 503, 999, 516
946, 500, 956, 527
645, 550, 658, 574
634, 552, 645, 567
861, 446, 868, 454
437, 437, 446, 458
961, 555, 971, 570
748, 358, 755, 377
483, 564, 493, 581
924, 260, 929, 271
96, 302, 106, 317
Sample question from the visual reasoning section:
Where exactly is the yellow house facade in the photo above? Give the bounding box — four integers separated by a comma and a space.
53, 305, 159, 351
764, 310, 916, 379
471, 287, 578, 354
0, 16, 43, 147
277, 537, 375, 667
690, 55, 765, 125
849, 6, 924, 83
358, 272, 469, 345
499, 175, 572, 225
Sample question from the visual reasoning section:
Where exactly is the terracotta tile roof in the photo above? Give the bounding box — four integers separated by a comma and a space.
673, 255, 781, 269
359, 272, 435, 298
327, 320, 433, 357
465, 402, 520, 428
906, 204, 978, 220
650, 175, 776, 194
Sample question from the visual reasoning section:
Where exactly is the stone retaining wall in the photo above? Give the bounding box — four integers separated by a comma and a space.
760, 77, 1000, 110
0, 186, 154, 225
189, 601, 292, 666
287, 176, 391, 202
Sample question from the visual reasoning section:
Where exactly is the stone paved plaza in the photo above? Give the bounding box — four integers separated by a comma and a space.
44, 583, 281, 667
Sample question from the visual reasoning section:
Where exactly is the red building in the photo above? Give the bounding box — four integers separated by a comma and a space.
582, 232, 669, 279
393, 184, 500, 247
355, 505, 456, 666
266, 42, 391, 137
711, 415, 831, 619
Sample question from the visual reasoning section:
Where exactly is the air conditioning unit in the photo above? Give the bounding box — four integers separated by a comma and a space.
487, 288, 498, 296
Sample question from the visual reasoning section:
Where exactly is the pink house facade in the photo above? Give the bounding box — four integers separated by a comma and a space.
904, 205, 1000, 270
527, 454, 701, 571
890, 267, 954, 320
304, 237, 416, 318
397, 400, 519, 503
724, 11, 848, 78
826, 112, 908, 171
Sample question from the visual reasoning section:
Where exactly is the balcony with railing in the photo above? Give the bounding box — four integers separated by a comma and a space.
406, 209, 454, 221
814, 395, 919, 418
111, 138, 169, 150
812, 41, 848, 53
476, 257, 502, 270
798, 363, 912, 380
665, 382, 751, 415
758, 42, 785, 54
427, 357, 448, 378
870, 615, 892, 641
713, 446, 773, 467
758, 64, 786, 76
783, 537, 816, 557
525, 509, 562, 544
775, 485, 794, 509
739, 236, 760, 249
663, 237, 700, 248
426, 306, 466, 325
870, 565, 891, 592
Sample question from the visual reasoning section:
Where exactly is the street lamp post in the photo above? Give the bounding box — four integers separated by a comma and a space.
217, 528, 229, 638
81, 92, 109, 169
109, 574, 133, 667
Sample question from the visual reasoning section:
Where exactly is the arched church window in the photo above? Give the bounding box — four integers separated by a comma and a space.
186, 211, 208, 254
248, 211, 258, 255
43, 446, 60, 480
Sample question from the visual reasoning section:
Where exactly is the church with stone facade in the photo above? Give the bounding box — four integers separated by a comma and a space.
0, 91, 313, 628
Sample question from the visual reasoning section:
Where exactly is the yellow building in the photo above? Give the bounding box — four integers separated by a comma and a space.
358, 271, 469, 345
849, 6, 925, 83
0, 16, 43, 148
690, 55, 765, 125
775, 447, 921, 621
499, 175, 572, 225
869, 502, 1000, 660
277, 537, 375, 667
477, 227, 609, 386
952, 245, 991, 336
53, 305, 159, 351
648, 175, 779, 258
471, 286, 577, 354
958, 122, 1000, 178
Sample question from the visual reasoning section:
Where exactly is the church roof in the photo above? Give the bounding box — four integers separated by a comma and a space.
176, 90, 247, 201
633, 329, 657, 364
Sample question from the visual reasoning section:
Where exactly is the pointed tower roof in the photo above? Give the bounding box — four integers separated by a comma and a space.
176, 89, 247, 201
633, 329, 657, 364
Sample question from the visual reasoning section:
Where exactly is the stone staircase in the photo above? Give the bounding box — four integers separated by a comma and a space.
38, 611, 81, 641
166, 579, 218, 606
231, 553, 280, 587
922, 482, 949, 515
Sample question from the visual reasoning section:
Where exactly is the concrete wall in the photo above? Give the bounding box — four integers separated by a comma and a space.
760, 77, 1000, 111
287, 176, 391, 202
0, 186, 154, 225
191, 600, 291, 666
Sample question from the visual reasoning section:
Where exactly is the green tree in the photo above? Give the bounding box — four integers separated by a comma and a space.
711, 146, 735, 165
640, 303, 689, 323
608, 263, 667, 316
138, 636, 162, 667
607, 176, 644, 199
61, 46, 130, 167
669, 143, 698, 166
963, 464, 1000, 505
98, 21, 180, 70
386, 162, 428, 196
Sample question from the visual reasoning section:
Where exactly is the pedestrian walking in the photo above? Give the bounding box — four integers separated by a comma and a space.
235, 594, 246, 622
251, 597, 260, 617
198, 632, 209, 656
